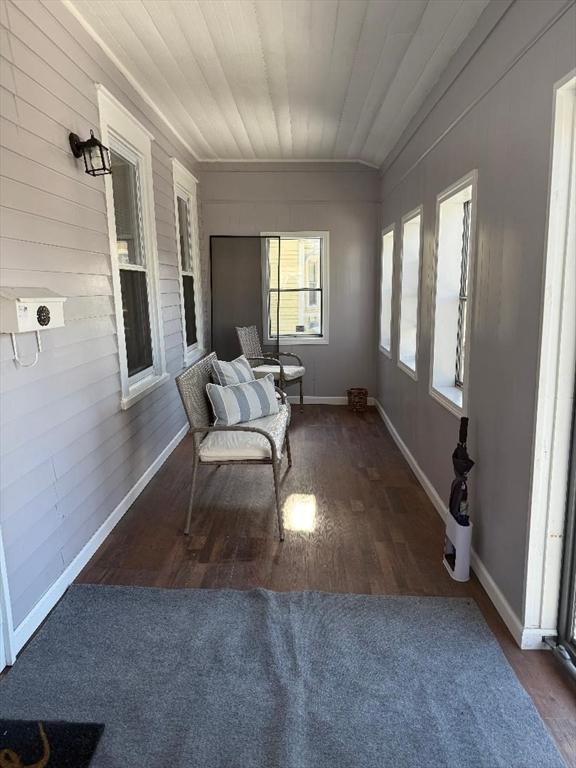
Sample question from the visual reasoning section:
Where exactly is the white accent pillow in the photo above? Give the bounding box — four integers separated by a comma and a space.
211, 355, 255, 386
206, 373, 279, 426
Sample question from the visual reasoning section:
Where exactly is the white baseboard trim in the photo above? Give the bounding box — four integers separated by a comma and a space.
373, 400, 448, 522
374, 400, 541, 650
287, 396, 376, 405
11, 424, 189, 658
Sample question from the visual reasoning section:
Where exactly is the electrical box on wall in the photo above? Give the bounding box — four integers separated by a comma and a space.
0, 288, 66, 333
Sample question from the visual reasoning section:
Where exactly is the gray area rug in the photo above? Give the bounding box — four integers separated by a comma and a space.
0, 586, 565, 768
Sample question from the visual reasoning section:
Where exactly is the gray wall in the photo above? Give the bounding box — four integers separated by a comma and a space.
0, 0, 201, 627
377, 0, 576, 620
198, 162, 380, 398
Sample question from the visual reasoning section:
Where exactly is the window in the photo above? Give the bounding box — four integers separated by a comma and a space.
98, 86, 167, 409
430, 171, 477, 413
398, 209, 422, 377
379, 225, 395, 355
455, 200, 471, 388
173, 159, 203, 364
263, 232, 329, 344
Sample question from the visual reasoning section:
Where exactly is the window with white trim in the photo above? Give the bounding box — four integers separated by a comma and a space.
98, 86, 166, 409
430, 172, 477, 413
263, 232, 329, 345
379, 226, 395, 354
173, 160, 203, 364
398, 209, 422, 376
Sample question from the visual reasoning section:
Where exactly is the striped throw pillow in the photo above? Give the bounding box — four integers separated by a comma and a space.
206, 374, 279, 426
211, 355, 255, 386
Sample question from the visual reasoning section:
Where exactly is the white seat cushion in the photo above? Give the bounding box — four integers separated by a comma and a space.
253, 364, 305, 381
199, 404, 290, 462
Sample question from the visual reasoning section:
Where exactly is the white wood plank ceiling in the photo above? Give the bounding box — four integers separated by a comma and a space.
67, 0, 489, 167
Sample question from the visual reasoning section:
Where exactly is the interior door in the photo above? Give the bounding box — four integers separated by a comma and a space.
210, 236, 279, 360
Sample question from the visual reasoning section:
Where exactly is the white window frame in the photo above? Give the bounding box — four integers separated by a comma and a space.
379, 224, 395, 357
261, 231, 329, 346
172, 159, 204, 366
98, 85, 167, 409
429, 170, 478, 417
0, 528, 15, 668
524, 72, 576, 646
397, 206, 423, 380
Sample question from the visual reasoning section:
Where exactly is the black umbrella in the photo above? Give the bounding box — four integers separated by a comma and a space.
449, 417, 474, 525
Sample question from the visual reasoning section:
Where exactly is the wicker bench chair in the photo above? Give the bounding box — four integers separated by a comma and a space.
176, 352, 291, 541
236, 325, 305, 411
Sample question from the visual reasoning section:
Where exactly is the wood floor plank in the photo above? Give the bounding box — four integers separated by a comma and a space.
77, 405, 576, 765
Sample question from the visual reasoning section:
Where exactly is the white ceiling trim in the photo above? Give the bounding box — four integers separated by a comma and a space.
198, 157, 380, 169
61, 0, 199, 161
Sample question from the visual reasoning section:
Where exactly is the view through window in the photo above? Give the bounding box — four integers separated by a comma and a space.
176, 195, 197, 349
110, 150, 153, 379
265, 234, 326, 340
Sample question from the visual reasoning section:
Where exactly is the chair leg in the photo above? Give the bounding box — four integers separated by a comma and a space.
285, 432, 292, 468
185, 457, 199, 535
299, 379, 304, 412
272, 460, 285, 541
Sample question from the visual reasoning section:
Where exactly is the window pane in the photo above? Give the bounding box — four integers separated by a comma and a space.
110, 151, 144, 266
379, 229, 394, 351
455, 200, 471, 387
399, 214, 421, 372
177, 195, 192, 272
267, 237, 322, 290
269, 290, 322, 337
183, 274, 197, 347
120, 270, 153, 377
432, 183, 473, 404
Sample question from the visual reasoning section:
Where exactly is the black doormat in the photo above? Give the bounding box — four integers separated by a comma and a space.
0, 719, 104, 767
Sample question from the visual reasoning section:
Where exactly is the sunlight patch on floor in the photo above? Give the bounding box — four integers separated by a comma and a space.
283, 494, 317, 532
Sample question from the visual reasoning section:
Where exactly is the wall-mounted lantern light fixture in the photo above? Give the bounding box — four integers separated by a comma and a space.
69, 130, 111, 176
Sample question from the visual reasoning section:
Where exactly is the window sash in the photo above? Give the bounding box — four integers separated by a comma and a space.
110, 150, 145, 268
177, 195, 193, 273
266, 237, 323, 291
267, 288, 323, 338
455, 200, 471, 388
182, 274, 197, 348
119, 269, 153, 379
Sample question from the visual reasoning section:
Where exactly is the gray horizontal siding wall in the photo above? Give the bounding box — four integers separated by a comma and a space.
0, 0, 202, 628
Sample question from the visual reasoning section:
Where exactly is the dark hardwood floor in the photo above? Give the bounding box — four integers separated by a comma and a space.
78, 405, 576, 766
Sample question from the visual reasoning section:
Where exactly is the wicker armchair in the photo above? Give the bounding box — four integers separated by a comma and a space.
236, 325, 305, 411
176, 352, 291, 541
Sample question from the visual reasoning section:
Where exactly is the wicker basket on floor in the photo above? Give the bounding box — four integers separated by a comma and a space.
347, 387, 368, 412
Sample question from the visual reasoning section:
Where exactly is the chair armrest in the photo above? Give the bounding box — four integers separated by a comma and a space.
189, 424, 278, 462
274, 386, 287, 404
246, 356, 285, 375
276, 351, 303, 366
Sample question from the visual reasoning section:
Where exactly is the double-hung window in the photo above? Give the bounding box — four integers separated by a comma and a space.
430, 171, 477, 414
98, 86, 166, 408
173, 160, 203, 364
262, 232, 329, 344
379, 225, 395, 355
398, 209, 422, 377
